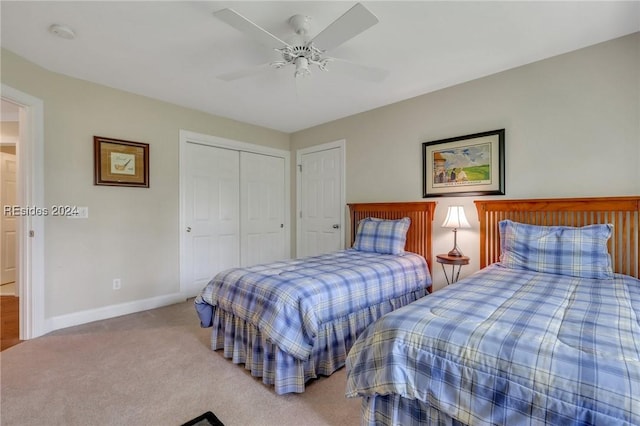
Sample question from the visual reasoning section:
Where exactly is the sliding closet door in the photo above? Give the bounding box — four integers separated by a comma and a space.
240, 152, 286, 266
183, 143, 240, 297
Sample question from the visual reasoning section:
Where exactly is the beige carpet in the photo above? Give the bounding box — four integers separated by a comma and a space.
0, 299, 361, 426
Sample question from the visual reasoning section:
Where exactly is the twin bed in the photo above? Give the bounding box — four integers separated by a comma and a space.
346, 196, 640, 425
195, 195, 640, 425
195, 201, 436, 394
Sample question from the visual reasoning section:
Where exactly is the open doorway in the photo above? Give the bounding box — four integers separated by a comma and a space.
1, 84, 46, 343
1, 99, 20, 350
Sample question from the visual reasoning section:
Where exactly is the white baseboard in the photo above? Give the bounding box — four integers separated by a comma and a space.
44, 292, 188, 334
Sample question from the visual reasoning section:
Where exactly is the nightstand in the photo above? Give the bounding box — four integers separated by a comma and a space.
436, 254, 470, 285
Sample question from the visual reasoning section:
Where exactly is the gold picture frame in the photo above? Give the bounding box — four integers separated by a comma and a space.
94, 136, 149, 187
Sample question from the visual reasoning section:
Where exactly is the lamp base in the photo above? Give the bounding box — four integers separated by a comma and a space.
447, 247, 464, 257
447, 228, 464, 257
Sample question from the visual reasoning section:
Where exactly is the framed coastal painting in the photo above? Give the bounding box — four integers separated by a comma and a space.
422, 129, 504, 197
94, 136, 149, 187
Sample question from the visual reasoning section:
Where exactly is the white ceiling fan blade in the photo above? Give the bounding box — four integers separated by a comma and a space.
326, 58, 389, 82
214, 8, 290, 50
311, 3, 379, 52
217, 63, 275, 81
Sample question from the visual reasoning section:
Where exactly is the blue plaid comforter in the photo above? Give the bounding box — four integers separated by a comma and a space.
195, 249, 430, 361
346, 264, 640, 425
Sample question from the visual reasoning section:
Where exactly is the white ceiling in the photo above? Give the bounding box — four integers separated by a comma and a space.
1, 1, 639, 133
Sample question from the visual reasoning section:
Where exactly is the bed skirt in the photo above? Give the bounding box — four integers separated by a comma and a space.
361, 394, 467, 426
209, 288, 426, 394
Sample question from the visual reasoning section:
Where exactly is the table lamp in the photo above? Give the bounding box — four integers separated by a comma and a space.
442, 206, 471, 257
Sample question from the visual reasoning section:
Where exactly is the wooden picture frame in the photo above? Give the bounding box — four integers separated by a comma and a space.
94, 136, 149, 188
422, 129, 505, 198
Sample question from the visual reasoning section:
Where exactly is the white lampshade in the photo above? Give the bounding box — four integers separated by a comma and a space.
442, 206, 471, 229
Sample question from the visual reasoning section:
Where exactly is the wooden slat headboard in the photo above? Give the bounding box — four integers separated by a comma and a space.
475, 197, 640, 279
348, 202, 436, 272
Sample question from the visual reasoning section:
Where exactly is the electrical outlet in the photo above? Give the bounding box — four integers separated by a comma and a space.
113, 278, 121, 290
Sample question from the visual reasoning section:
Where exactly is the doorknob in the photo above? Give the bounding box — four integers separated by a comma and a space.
186, 226, 191, 232
332, 224, 340, 229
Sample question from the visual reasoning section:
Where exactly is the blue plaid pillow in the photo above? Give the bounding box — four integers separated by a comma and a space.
353, 217, 410, 255
499, 220, 613, 279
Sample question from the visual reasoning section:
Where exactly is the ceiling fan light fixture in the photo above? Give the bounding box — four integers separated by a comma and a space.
294, 57, 311, 78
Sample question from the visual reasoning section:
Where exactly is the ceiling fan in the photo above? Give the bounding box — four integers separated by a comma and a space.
213, 3, 389, 82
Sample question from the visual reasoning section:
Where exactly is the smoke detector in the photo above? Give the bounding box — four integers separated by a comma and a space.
48, 24, 76, 40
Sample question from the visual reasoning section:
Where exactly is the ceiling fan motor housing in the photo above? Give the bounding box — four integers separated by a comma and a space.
282, 44, 321, 62
280, 14, 324, 65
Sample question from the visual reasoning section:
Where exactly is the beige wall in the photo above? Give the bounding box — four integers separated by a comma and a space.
1, 120, 18, 139
291, 33, 640, 290
1, 49, 289, 318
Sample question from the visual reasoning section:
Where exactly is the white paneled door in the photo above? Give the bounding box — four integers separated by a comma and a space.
183, 143, 240, 297
298, 143, 344, 258
0, 152, 17, 285
240, 152, 286, 266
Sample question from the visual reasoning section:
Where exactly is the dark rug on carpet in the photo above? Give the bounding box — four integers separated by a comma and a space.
181, 411, 225, 426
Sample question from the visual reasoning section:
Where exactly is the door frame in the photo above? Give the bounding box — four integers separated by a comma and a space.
2, 84, 46, 339
178, 130, 290, 296
295, 139, 346, 258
